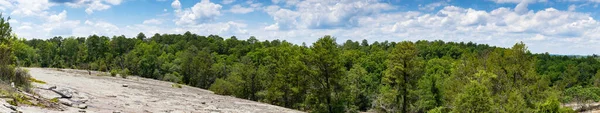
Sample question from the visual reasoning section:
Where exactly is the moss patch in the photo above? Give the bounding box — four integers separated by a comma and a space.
29, 77, 47, 84
172, 83, 182, 88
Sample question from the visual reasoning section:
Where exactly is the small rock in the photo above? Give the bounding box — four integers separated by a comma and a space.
58, 98, 73, 106
122, 84, 128, 87
79, 109, 86, 112
77, 104, 88, 109
201, 102, 206, 104
113, 111, 121, 113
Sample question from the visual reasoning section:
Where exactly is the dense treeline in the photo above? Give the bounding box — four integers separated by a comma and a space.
10, 31, 600, 112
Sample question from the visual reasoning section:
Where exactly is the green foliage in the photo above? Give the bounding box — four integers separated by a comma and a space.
120, 68, 130, 78
453, 81, 493, 113
209, 78, 236, 95
537, 95, 575, 113
163, 72, 183, 83
380, 41, 422, 113
172, 83, 182, 88
8, 23, 600, 113
29, 77, 46, 84
307, 36, 346, 113
110, 69, 118, 77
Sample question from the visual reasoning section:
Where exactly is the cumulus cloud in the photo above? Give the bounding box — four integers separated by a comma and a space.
63, 0, 122, 14
10, 0, 54, 17
254, 4, 600, 55
419, 1, 448, 11
85, 1, 111, 14
171, 0, 181, 9
265, 0, 394, 30
73, 20, 120, 36
229, 5, 254, 14
174, 0, 222, 25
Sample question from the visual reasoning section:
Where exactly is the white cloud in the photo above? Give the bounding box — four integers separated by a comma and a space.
48, 10, 67, 22
63, 0, 123, 14
229, 5, 254, 14
264, 0, 394, 30
255, 5, 600, 55
10, 0, 53, 17
0, 0, 14, 11
529, 34, 547, 40
143, 19, 162, 25
74, 20, 120, 36
104, 0, 122, 5
85, 1, 111, 14
171, 0, 181, 9
174, 0, 222, 25
419, 1, 448, 11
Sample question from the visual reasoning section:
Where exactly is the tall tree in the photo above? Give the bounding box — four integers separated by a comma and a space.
380, 41, 422, 113
309, 36, 346, 113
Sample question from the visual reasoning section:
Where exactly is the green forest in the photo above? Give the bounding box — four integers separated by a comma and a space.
2, 15, 600, 112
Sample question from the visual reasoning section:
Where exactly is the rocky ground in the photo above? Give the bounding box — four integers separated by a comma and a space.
1, 68, 302, 113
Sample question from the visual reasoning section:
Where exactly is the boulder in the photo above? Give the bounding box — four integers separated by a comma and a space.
34, 88, 62, 99
58, 99, 73, 106
52, 88, 73, 98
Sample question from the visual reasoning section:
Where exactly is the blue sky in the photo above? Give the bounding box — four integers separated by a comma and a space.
2, 0, 600, 55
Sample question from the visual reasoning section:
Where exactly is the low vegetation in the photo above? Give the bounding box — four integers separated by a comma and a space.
172, 83, 182, 88
29, 77, 46, 84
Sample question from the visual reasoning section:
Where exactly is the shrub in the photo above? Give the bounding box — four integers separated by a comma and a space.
209, 78, 235, 95
13, 68, 31, 92
120, 68, 130, 79
110, 70, 118, 77
89, 62, 98, 71
163, 72, 182, 83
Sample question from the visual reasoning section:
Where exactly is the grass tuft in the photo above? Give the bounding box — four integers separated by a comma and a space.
29, 77, 46, 84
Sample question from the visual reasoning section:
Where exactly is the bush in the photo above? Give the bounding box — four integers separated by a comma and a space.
163, 72, 182, 83
110, 70, 118, 77
89, 62, 98, 71
120, 68, 130, 79
13, 68, 31, 92
537, 96, 576, 113
209, 78, 235, 95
